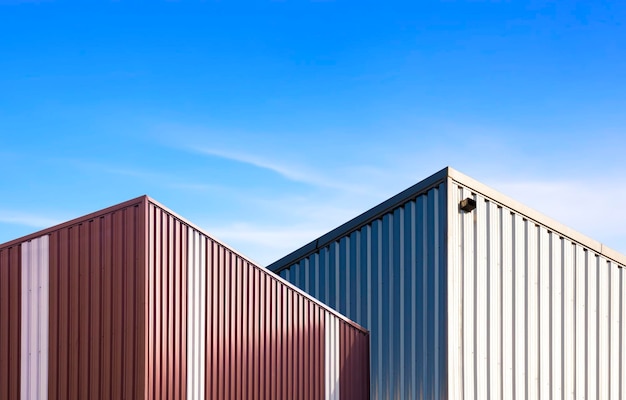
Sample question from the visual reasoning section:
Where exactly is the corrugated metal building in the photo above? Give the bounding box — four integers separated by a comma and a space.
0, 195, 370, 400
269, 166, 626, 400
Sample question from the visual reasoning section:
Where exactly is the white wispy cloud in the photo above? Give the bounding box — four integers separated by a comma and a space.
493, 178, 626, 239
0, 211, 63, 229
193, 146, 361, 191
63, 159, 222, 193
201, 221, 327, 266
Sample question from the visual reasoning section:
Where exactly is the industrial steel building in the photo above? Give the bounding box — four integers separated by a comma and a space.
0, 195, 370, 400
269, 166, 626, 400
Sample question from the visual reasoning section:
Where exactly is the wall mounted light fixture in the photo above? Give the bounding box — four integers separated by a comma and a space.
459, 197, 476, 212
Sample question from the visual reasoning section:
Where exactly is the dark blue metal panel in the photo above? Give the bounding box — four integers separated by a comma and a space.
272, 179, 448, 399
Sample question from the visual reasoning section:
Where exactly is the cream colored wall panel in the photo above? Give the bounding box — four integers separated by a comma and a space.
527, 223, 539, 400
575, 246, 585, 399
587, 253, 598, 400
487, 201, 502, 400
449, 178, 626, 400
538, 228, 550, 399
610, 262, 620, 398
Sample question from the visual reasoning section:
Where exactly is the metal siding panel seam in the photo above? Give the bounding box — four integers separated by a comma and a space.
146, 206, 155, 400
462, 186, 475, 400
325, 312, 340, 400
538, 228, 550, 399
501, 207, 513, 400
527, 223, 539, 400
39, 236, 50, 400
574, 246, 585, 400
551, 234, 563, 400
587, 252, 598, 400
621, 267, 626, 400
598, 258, 609, 399
475, 195, 488, 400
199, 233, 207, 400
610, 261, 620, 399
20, 241, 30, 400
78, 223, 89, 400
88, 218, 101, 400
489, 201, 503, 400
186, 227, 205, 400
513, 214, 526, 400
20, 235, 49, 400
446, 181, 460, 400
0, 248, 12, 399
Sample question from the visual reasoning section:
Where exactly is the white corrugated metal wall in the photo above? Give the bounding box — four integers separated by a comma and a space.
448, 178, 626, 400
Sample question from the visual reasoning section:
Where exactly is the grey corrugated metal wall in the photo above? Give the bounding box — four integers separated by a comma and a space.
278, 182, 447, 400
448, 179, 626, 400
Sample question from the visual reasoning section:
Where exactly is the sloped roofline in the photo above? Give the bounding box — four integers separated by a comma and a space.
0, 194, 369, 332
269, 166, 626, 272
0, 195, 148, 249
145, 196, 369, 333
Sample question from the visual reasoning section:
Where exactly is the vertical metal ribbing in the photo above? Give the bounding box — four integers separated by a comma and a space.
449, 180, 626, 400
325, 312, 340, 400
20, 235, 49, 400
621, 267, 626, 400
186, 228, 207, 400
538, 228, 550, 399
279, 183, 447, 399
609, 261, 620, 399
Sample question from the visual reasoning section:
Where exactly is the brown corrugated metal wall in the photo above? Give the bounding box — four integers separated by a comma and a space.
47, 200, 145, 400
201, 237, 327, 400
1, 196, 369, 400
147, 201, 328, 399
340, 320, 370, 400
147, 199, 369, 400
146, 201, 188, 400
0, 244, 21, 400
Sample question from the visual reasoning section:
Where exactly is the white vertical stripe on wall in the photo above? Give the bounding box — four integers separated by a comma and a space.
446, 183, 461, 400
551, 234, 563, 400
538, 228, 550, 399
563, 243, 575, 400
187, 228, 207, 400
461, 186, 475, 400
513, 214, 526, 400
325, 312, 339, 400
574, 246, 585, 400
488, 201, 502, 400
527, 224, 539, 400
621, 267, 626, 400
586, 252, 597, 399
475, 195, 487, 399
610, 261, 620, 399
20, 235, 49, 400
501, 206, 513, 400
450, 180, 626, 399
598, 258, 609, 399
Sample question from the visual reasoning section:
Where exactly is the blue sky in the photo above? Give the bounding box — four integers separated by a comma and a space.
1, 1, 625, 265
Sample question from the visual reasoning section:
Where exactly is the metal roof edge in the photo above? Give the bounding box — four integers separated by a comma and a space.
267, 166, 450, 272
145, 196, 370, 333
447, 167, 626, 267
0, 195, 148, 250
145, 195, 267, 270
0, 194, 368, 333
